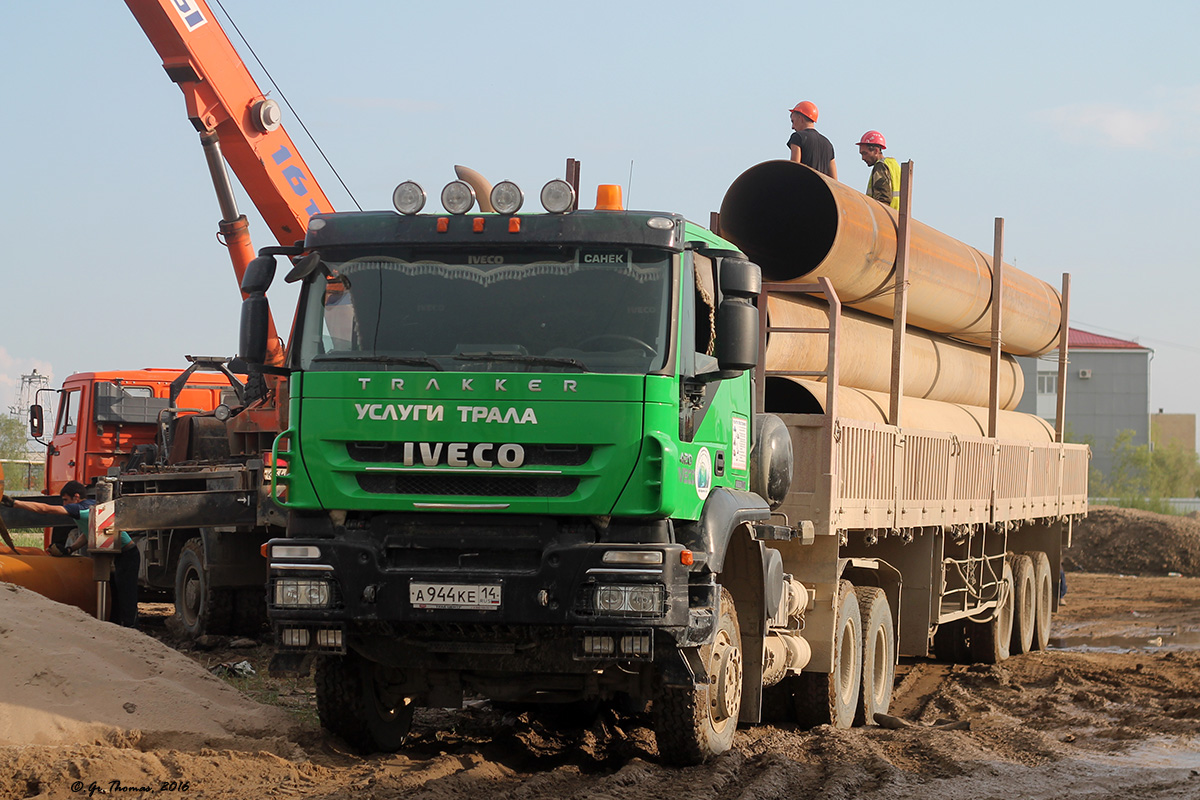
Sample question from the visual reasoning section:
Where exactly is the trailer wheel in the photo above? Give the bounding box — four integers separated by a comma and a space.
968, 560, 1014, 664
1008, 554, 1036, 655
653, 587, 742, 765
1025, 551, 1053, 650
174, 538, 234, 637
795, 580, 861, 729
315, 650, 414, 753
854, 587, 895, 725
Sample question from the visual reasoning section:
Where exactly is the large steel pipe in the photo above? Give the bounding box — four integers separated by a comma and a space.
766, 377, 1054, 442
720, 161, 1062, 356
767, 294, 1025, 410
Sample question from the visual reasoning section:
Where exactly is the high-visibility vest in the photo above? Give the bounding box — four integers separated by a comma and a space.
867, 157, 902, 209
884, 157, 900, 209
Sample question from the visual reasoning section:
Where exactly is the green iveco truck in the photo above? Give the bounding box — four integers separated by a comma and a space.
255, 169, 1087, 765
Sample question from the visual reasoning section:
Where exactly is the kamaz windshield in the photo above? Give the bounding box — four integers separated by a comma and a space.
297, 247, 673, 374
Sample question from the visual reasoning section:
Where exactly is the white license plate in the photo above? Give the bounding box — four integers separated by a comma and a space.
410, 582, 502, 610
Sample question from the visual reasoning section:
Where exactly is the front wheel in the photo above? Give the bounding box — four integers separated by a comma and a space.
315, 650, 414, 753
653, 587, 742, 765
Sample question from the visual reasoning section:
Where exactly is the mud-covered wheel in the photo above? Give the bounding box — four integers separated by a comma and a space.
174, 538, 233, 637
315, 650, 414, 753
1025, 550, 1053, 650
653, 587, 742, 765
968, 560, 1014, 664
854, 587, 895, 725
1008, 554, 1036, 655
795, 580, 861, 728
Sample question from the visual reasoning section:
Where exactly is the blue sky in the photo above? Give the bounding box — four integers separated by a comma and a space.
2, 1, 1198, 436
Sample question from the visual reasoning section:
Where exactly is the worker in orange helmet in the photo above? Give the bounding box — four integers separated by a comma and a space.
856, 130, 900, 209
787, 101, 837, 180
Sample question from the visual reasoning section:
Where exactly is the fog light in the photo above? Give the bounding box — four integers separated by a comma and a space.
540, 179, 575, 213
490, 181, 524, 214
620, 635, 651, 656
315, 629, 343, 649
274, 578, 331, 607
441, 180, 475, 214
583, 635, 615, 655
393, 180, 426, 214
280, 628, 310, 647
271, 545, 321, 559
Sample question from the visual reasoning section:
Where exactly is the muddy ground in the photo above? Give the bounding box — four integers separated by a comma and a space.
5, 508, 1200, 799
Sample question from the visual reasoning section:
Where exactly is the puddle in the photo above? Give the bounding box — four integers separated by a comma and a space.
1094, 738, 1200, 771
1050, 630, 1200, 652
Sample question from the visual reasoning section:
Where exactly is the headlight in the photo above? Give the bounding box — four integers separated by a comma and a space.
591, 584, 664, 617
274, 578, 332, 607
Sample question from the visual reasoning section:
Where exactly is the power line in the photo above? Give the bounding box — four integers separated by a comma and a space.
212, 0, 362, 211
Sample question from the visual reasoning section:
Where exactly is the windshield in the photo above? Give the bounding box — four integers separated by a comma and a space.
297, 247, 673, 373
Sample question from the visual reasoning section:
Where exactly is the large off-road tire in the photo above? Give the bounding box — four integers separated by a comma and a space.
968, 560, 1014, 664
653, 587, 742, 765
315, 650, 414, 753
795, 580, 861, 729
1008, 554, 1036, 655
1025, 550, 1053, 650
854, 586, 895, 725
174, 538, 234, 637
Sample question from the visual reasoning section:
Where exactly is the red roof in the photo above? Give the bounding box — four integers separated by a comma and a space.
1068, 328, 1149, 350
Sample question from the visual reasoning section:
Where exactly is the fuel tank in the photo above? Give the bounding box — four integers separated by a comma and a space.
766, 293, 1025, 410
0, 549, 100, 616
720, 160, 1062, 357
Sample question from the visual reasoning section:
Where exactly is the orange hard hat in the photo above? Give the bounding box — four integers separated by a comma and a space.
789, 101, 818, 122
856, 130, 887, 149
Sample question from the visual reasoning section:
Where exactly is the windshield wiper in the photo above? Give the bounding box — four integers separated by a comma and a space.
452, 353, 588, 371
311, 354, 444, 370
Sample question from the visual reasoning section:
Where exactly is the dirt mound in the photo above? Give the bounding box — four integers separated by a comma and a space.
1067, 506, 1200, 576
0, 583, 296, 749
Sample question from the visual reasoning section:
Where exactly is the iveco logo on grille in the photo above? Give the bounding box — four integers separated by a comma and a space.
398, 442, 525, 468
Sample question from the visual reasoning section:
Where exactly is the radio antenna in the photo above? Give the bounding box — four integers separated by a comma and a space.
627, 160, 634, 208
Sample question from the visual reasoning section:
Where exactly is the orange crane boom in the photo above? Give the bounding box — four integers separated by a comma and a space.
125, 0, 337, 364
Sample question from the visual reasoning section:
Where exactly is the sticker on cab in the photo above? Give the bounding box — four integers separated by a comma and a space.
732, 416, 748, 472
695, 447, 712, 501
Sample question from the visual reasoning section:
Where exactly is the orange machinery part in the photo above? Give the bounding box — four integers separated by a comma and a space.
0, 549, 101, 616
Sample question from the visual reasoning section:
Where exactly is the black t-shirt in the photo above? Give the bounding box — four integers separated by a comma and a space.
787, 129, 835, 177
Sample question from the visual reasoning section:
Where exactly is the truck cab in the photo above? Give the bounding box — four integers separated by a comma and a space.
261, 180, 785, 763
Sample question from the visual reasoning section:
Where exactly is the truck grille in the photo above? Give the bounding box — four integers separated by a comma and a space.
357, 473, 579, 497
348, 442, 592, 467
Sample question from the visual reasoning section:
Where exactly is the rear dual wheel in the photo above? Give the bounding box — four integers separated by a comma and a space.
1026, 551, 1054, 650
795, 580, 861, 729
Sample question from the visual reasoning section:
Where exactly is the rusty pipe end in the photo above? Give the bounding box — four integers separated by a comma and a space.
719, 161, 839, 281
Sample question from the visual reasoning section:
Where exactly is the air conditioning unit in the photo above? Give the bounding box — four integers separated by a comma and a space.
1078, 369, 1093, 379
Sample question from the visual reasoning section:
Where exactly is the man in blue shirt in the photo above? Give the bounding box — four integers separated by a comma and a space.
3, 481, 140, 627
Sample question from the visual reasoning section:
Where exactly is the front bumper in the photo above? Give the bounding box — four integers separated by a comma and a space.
266, 527, 716, 675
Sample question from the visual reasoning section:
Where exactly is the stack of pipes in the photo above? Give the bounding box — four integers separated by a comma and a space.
719, 161, 1060, 442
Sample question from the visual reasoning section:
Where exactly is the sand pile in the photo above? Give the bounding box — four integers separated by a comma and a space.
0, 583, 294, 748
1068, 505, 1200, 576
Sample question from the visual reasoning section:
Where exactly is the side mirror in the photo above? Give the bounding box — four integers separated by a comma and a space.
715, 257, 761, 372
241, 255, 277, 294
29, 404, 44, 439
239, 295, 271, 366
